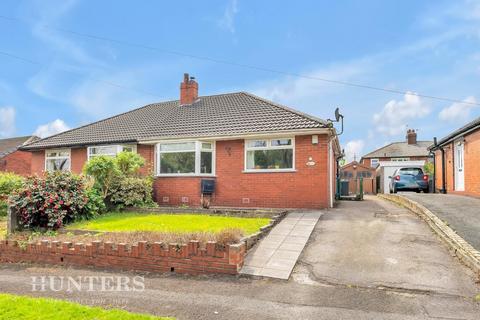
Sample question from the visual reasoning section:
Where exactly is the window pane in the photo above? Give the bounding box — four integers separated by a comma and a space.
122, 146, 134, 152
160, 142, 195, 152
246, 149, 293, 170
160, 152, 195, 174
247, 140, 267, 148
201, 142, 212, 150
271, 139, 291, 146
46, 151, 57, 157
200, 152, 212, 174
90, 146, 117, 155
46, 159, 70, 172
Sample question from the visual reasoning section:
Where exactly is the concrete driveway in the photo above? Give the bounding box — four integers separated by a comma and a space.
293, 196, 479, 297
0, 196, 479, 319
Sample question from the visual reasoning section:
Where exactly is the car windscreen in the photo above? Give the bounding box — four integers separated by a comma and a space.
398, 168, 423, 176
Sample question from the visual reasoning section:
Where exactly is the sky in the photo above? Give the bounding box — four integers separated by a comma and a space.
1, 0, 480, 161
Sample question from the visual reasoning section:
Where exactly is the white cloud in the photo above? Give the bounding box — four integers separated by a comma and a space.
34, 119, 70, 138
218, 0, 238, 33
0, 107, 15, 138
373, 92, 431, 136
344, 140, 365, 163
438, 96, 477, 123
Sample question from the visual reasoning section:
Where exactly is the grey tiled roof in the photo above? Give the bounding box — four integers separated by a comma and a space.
0, 136, 39, 157
433, 116, 480, 148
23, 92, 328, 150
362, 141, 432, 158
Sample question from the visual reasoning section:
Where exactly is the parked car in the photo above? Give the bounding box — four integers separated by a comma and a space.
389, 167, 429, 193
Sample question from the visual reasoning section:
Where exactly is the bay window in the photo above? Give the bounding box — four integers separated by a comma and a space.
45, 149, 71, 172
156, 141, 214, 175
245, 138, 294, 171
87, 144, 136, 160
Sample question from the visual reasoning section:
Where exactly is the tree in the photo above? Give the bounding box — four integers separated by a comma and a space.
83, 156, 120, 199
115, 151, 145, 176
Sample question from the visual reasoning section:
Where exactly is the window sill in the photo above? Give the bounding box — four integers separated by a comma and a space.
155, 174, 216, 178
242, 169, 297, 174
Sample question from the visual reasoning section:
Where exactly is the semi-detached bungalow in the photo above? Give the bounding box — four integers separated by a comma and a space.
21, 74, 341, 209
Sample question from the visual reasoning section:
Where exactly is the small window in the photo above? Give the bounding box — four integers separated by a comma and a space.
45, 149, 71, 172
245, 138, 294, 171
87, 144, 136, 160
370, 159, 379, 168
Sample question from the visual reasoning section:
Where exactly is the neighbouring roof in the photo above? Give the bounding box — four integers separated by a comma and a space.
432, 116, 480, 148
361, 141, 432, 159
22, 92, 329, 150
0, 136, 39, 157
341, 160, 375, 171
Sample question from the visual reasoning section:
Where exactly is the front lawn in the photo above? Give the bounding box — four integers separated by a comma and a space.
0, 293, 172, 320
67, 212, 270, 236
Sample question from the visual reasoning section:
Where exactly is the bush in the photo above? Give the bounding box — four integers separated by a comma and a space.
108, 177, 155, 209
115, 151, 145, 176
9, 172, 90, 229
0, 172, 24, 216
83, 188, 107, 219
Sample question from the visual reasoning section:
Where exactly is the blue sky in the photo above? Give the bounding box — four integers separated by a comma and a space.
0, 0, 479, 161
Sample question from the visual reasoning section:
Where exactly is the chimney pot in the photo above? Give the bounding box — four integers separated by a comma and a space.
180, 73, 198, 105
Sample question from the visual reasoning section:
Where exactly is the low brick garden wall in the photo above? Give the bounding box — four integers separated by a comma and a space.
0, 239, 246, 275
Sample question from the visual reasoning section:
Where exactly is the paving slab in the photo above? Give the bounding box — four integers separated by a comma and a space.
240, 210, 322, 279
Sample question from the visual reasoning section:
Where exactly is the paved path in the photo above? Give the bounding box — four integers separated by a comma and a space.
240, 211, 321, 279
400, 193, 480, 251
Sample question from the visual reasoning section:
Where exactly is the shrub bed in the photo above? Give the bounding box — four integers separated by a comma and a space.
0, 172, 23, 216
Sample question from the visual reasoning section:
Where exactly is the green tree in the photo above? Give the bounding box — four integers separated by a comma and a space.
424, 162, 434, 176
83, 156, 120, 199
115, 151, 145, 176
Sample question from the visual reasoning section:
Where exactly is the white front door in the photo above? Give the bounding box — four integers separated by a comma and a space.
454, 140, 465, 191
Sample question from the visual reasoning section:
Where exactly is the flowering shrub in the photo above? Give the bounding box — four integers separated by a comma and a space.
9, 172, 90, 229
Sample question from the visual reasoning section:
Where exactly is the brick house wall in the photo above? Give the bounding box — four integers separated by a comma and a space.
30, 134, 335, 209
434, 128, 480, 196
0, 150, 33, 176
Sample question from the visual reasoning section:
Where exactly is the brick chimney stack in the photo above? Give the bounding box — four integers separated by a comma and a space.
180, 73, 198, 105
406, 129, 417, 145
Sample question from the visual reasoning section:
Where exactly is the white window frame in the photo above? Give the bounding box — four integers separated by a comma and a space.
87, 144, 137, 160
155, 141, 215, 177
244, 137, 295, 173
370, 158, 379, 168
45, 149, 71, 172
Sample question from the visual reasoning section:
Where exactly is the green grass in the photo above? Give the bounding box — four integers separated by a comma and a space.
0, 293, 172, 320
67, 212, 270, 235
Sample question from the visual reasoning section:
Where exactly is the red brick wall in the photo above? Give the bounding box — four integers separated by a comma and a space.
435, 129, 480, 196
0, 150, 32, 176
0, 239, 245, 275
153, 134, 331, 208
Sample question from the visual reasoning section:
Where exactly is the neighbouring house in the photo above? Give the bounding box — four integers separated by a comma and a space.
360, 129, 432, 168
0, 136, 39, 176
430, 117, 480, 196
21, 74, 341, 209
340, 160, 376, 194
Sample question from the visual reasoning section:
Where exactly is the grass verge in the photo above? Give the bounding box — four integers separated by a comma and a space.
0, 293, 172, 320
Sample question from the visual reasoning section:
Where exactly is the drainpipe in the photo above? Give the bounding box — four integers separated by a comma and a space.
433, 137, 447, 194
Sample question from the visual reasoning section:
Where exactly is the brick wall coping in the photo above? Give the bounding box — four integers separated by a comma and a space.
378, 194, 480, 276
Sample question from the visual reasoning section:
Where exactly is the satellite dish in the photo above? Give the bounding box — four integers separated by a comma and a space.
335, 108, 341, 122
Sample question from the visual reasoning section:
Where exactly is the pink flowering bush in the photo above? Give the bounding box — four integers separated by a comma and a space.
9, 172, 90, 230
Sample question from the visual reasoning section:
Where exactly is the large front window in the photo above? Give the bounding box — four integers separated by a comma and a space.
245, 138, 294, 171
87, 144, 136, 160
45, 149, 71, 172
156, 141, 214, 175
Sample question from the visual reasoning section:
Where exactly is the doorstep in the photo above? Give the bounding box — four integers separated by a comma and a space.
240, 210, 322, 279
